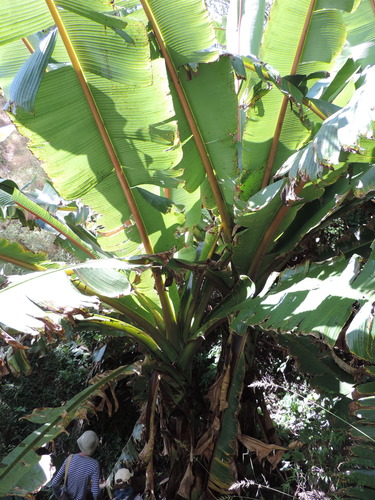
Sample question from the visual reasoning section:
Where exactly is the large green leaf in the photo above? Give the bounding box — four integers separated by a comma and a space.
1, 1, 375, 498
339, 377, 375, 499
0, 239, 47, 271
56, 1, 153, 86
232, 178, 326, 277
176, 56, 238, 205
146, 0, 219, 67
275, 334, 355, 395
0, 180, 103, 259
315, 0, 360, 14
346, 245, 375, 360
271, 163, 374, 258
0, 257, 147, 336
0, 27, 69, 97
241, 0, 347, 197
0, 0, 53, 45
232, 247, 375, 355
226, 0, 266, 57
0, 268, 98, 335
5, 29, 57, 113
78, 314, 178, 365
2, 1, 184, 257
139, 0, 237, 234
10, 62, 182, 254
56, 0, 132, 30
344, 0, 375, 68
276, 65, 375, 181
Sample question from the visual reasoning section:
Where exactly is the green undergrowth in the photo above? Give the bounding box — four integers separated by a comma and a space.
234, 336, 350, 499
0, 331, 142, 489
0, 341, 92, 458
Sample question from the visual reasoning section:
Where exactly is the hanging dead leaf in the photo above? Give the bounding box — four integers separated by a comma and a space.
194, 416, 220, 458
0, 357, 10, 376
206, 369, 230, 413
93, 389, 112, 415
289, 440, 305, 449
87, 364, 141, 417
0, 328, 29, 350
177, 462, 194, 498
194, 429, 214, 458
161, 431, 174, 456
73, 405, 92, 421
238, 434, 287, 467
206, 373, 225, 411
109, 384, 119, 413
267, 449, 286, 469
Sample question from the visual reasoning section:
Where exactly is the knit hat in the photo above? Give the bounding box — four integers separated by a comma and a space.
114, 468, 134, 485
77, 430, 99, 456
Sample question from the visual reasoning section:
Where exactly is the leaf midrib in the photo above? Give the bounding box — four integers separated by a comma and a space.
261, 0, 317, 189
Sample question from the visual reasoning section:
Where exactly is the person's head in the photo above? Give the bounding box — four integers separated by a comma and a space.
114, 468, 134, 489
77, 430, 99, 456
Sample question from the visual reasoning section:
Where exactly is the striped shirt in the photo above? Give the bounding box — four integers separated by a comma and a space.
52, 453, 100, 500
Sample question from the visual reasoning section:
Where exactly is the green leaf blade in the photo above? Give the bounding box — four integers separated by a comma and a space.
0, 0, 53, 46
147, 0, 219, 67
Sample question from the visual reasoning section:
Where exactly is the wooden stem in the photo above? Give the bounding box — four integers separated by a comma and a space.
44, 0, 177, 339
44, 0, 153, 255
139, 0, 232, 241
261, 0, 317, 189
248, 181, 306, 280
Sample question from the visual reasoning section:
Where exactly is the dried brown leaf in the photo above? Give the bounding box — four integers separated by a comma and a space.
0, 357, 10, 376
238, 434, 287, 466
194, 417, 220, 459
177, 463, 194, 498
0, 328, 29, 350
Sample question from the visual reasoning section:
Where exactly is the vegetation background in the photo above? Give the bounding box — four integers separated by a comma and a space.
0, 0, 375, 499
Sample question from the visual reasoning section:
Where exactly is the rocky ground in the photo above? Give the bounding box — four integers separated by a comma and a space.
0, 96, 71, 265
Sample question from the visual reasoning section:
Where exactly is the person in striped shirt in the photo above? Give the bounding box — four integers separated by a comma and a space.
52, 430, 100, 500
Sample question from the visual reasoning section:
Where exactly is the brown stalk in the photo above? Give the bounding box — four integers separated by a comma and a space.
21, 38, 34, 54
45, 0, 152, 254
243, 61, 327, 121
248, 180, 306, 280
14, 199, 96, 258
139, 0, 232, 241
261, 0, 317, 189
0, 255, 45, 272
19, 38, 96, 257
44, 0, 177, 339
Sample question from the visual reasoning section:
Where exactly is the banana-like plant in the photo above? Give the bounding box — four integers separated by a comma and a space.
0, 0, 375, 498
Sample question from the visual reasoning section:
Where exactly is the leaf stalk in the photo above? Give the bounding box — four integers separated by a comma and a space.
139, 0, 232, 242
261, 0, 317, 189
44, 0, 153, 255
44, 0, 177, 340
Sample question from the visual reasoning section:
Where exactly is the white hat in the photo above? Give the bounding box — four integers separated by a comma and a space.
77, 430, 99, 456
114, 468, 134, 485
